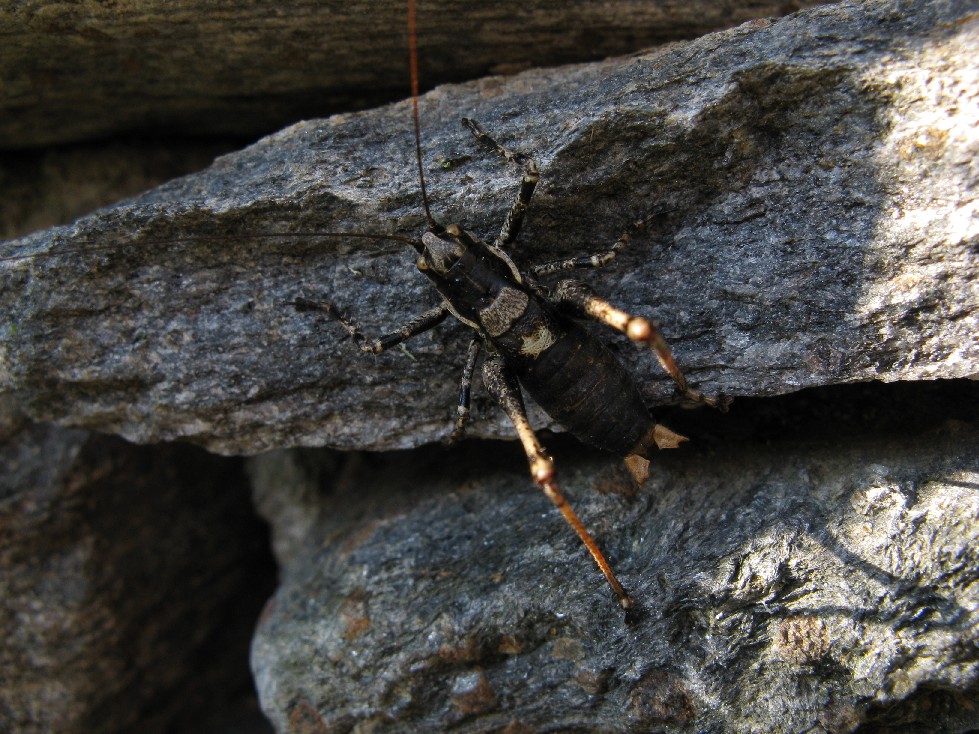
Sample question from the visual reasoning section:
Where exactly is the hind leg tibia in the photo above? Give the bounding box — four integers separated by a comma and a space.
481, 355, 634, 610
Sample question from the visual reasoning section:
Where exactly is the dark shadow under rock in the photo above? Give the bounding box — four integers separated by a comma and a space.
0, 1, 827, 149
0, 419, 276, 734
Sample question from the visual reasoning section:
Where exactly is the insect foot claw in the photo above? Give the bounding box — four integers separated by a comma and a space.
293, 297, 338, 316
680, 387, 732, 413
444, 425, 465, 446
712, 393, 733, 413
623, 597, 644, 626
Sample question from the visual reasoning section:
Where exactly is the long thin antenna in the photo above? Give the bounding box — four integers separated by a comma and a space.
407, 0, 438, 231
0, 230, 425, 264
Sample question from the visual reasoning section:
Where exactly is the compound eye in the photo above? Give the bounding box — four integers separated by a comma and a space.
416, 256, 429, 271
446, 223, 461, 237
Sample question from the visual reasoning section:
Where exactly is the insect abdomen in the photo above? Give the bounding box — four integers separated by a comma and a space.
518, 322, 654, 457
479, 287, 654, 457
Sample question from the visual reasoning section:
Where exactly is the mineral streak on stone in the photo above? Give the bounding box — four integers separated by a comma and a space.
0, 0, 976, 456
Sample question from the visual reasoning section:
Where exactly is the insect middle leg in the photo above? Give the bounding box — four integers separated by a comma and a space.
481, 354, 634, 610
447, 337, 482, 443
462, 118, 540, 250
550, 280, 730, 410
294, 297, 449, 354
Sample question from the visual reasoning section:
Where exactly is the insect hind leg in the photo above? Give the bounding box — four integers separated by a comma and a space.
462, 118, 539, 250
481, 354, 634, 611
551, 280, 730, 411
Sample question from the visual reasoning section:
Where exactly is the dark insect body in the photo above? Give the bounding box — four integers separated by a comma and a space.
296, 1, 729, 611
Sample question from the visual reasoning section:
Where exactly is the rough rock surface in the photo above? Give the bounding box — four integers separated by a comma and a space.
0, 0, 826, 148
0, 414, 275, 733
242, 2, 979, 732
2, 0, 976, 455
0, 2, 979, 460
2, 1, 978, 733
250, 380, 979, 733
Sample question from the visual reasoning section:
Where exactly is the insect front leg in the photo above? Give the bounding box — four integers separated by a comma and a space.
530, 214, 675, 278
530, 227, 632, 278
481, 354, 634, 611
294, 298, 449, 354
550, 280, 730, 411
462, 118, 540, 250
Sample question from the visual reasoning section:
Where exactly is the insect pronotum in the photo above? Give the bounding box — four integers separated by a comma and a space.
3, 0, 728, 614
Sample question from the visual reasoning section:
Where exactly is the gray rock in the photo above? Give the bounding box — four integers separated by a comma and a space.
0, 415, 275, 733
1, 0, 976, 456
237, 1, 979, 731
0, 0, 827, 148
249, 380, 979, 733
1, 2, 976, 732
